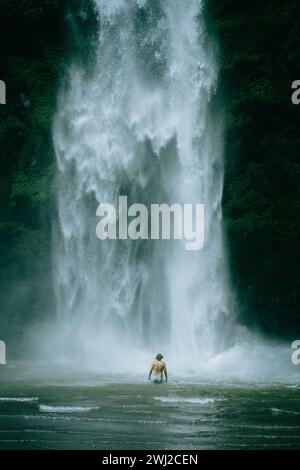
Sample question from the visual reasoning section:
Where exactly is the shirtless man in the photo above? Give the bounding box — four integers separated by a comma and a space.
148, 353, 167, 383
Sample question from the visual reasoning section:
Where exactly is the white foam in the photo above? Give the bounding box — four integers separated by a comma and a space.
39, 405, 97, 413
154, 397, 217, 405
0, 397, 38, 403
271, 408, 300, 416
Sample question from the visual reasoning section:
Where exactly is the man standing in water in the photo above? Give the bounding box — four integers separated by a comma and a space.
148, 353, 168, 383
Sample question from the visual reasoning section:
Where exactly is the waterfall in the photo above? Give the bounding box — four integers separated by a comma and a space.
51, 0, 233, 371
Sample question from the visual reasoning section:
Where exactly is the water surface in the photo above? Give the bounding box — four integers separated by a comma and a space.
0, 365, 299, 450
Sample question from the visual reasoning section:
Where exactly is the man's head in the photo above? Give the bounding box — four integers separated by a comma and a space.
156, 353, 163, 361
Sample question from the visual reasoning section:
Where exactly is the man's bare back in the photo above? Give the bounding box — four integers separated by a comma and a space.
148, 354, 167, 383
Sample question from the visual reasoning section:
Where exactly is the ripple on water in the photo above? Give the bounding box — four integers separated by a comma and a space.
271, 408, 300, 416
153, 397, 223, 404
0, 397, 38, 403
39, 405, 98, 413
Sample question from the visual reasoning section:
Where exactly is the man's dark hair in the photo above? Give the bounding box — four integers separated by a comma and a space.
156, 353, 163, 360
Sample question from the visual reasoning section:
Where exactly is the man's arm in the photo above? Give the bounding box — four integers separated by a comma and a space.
148, 363, 154, 380
164, 363, 168, 382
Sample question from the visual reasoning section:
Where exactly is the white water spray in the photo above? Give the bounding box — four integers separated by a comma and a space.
50, 0, 235, 372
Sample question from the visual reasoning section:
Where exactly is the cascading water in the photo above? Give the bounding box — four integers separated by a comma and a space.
50, 0, 234, 372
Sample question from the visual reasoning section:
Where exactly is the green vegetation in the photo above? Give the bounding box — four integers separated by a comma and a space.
0, 0, 66, 350
210, 0, 300, 336
0, 0, 299, 350
0, 0, 98, 351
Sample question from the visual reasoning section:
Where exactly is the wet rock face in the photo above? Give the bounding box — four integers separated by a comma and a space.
20, 93, 30, 109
